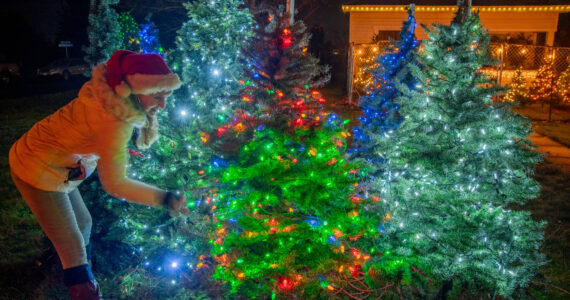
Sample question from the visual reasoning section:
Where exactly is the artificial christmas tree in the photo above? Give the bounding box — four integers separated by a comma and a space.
118, 12, 141, 52
83, 0, 121, 68
364, 0, 545, 297
504, 66, 529, 103
207, 6, 384, 299
139, 19, 164, 55
234, 5, 329, 131
353, 45, 380, 94
169, 0, 254, 132
529, 59, 558, 104
352, 5, 419, 163
96, 1, 255, 298
557, 62, 570, 103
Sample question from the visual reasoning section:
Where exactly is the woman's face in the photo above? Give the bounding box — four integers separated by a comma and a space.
136, 92, 170, 116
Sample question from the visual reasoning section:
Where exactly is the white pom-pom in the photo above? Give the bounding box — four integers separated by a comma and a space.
114, 81, 132, 98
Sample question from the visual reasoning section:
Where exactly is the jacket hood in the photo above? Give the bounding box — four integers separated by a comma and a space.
78, 63, 147, 127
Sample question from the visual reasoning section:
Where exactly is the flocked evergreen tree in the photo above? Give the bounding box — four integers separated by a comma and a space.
83, 0, 121, 68
352, 5, 419, 164
364, 1, 545, 297
504, 66, 529, 103
557, 62, 570, 103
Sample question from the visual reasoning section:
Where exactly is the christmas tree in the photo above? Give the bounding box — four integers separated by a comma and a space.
139, 19, 164, 55
504, 66, 529, 103
353, 45, 380, 93
118, 12, 141, 52
529, 59, 558, 103
97, 1, 255, 298
234, 6, 329, 130
365, 1, 545, 297
207, 7, 382, 298
83, 0, 121, 68
352, 5, 419, 162
557, 62, 570, 103
169, 0, 254, 132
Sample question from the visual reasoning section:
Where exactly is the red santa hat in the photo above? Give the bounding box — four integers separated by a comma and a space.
106, 50, 181, 98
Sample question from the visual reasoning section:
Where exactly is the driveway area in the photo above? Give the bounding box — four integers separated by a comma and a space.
530, 132, 570, 172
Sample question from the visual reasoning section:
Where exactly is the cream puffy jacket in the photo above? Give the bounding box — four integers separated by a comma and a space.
9, 63, 165, 207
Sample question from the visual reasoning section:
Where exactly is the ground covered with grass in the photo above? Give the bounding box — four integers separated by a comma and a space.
0, 90, 568, 299
514, 103, 570, 147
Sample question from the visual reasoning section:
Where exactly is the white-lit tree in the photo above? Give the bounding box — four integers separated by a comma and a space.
369, 1, 546, 297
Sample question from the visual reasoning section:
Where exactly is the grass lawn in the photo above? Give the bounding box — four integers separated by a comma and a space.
0, 90, 79, 299
0, 89, 568, 299
513, 103, 570, 147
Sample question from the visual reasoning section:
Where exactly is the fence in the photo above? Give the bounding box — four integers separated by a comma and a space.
348, 42, 570, 103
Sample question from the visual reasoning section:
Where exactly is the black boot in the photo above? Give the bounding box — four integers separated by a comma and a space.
66, 280, 102, 300
64, 264, 102, 300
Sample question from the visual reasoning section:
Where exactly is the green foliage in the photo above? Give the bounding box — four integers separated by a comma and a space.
504, 66, 530, 104
529, 61, 558, 103
211, 126, 362, 298
368, 6, 546, 298
118, 12, 141, 51
169, 0, 254, 131
238, 5, 330, 128
96, 1, 255, 298
83, 0, 121, 69
118, 267, 211, 299
557, 63, 570, 103
139, 19, 164, 55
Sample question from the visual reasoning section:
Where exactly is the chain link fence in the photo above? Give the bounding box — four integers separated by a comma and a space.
348, 42, 570, 103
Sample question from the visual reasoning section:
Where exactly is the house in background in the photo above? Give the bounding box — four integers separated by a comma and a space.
344, 1, 570, 46
342, 1, 570, 99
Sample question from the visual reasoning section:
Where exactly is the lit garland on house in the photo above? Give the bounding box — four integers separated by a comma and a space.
342, 5, 570, 13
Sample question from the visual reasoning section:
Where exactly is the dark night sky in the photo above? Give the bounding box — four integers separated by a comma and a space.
1, 0, 568, 73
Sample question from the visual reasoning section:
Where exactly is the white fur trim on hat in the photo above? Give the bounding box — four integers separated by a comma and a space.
126, 73, 181, 95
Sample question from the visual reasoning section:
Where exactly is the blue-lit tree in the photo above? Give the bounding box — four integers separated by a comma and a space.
351, 5, 419, 166
139, 19, 164, 56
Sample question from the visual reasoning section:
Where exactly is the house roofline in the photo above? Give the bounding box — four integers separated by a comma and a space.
342, 5, 570, 13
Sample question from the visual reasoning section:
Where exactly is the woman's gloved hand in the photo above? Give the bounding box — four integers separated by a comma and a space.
163, 191, 191, 217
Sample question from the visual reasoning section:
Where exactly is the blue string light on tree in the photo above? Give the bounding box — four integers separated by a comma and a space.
351, 5, 420, 163
139, 19, 164, 56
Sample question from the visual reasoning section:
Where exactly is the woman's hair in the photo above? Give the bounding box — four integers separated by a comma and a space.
129, 95, 160, 149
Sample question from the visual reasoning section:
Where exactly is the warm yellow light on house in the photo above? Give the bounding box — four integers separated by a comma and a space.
342, 5, 570, 13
